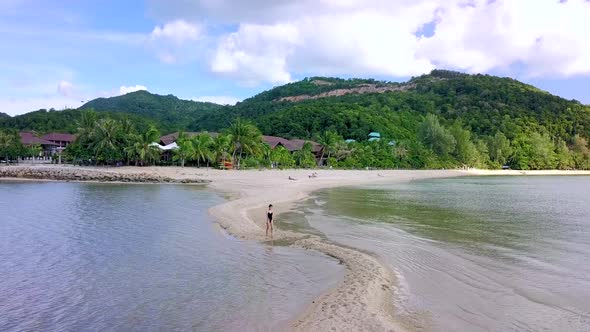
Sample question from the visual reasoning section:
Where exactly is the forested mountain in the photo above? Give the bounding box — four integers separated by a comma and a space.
0, 108, 157, 133
2, 70, 590, 169
0, 112, 10, 118
190, 70, 589, 142
80, 90, 223, 132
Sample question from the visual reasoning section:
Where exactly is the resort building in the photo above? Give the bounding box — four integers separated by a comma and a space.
17, 132, 76, 161
158, 132, 323, 163
19, 132, 58, 159
41, 133, 76, 151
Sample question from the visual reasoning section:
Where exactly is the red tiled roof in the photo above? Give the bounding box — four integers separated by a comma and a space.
42, 133, 76, 143
19, 132, 57, 146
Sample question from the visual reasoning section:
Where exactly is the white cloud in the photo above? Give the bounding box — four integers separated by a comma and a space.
148, 0, 590, 83
57, 80, 75, 97
150, 20, 203, 44
148, 20, 204, 64
191, 95, 241, 105
118, 85, 147, 95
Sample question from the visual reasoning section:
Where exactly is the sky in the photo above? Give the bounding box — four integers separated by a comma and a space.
1, 0, 590, 116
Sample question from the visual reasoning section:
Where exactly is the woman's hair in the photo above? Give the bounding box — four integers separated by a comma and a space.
269, 204, 273, 208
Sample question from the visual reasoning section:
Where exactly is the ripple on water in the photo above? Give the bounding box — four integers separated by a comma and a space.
0, 182, 344, 331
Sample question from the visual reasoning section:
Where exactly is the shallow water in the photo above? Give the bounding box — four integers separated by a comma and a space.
303, 176, 590, 331
0, 181, 343, 331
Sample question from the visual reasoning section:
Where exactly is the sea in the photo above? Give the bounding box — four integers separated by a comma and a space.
0, 181, 343, 331
297, 176, 590, 331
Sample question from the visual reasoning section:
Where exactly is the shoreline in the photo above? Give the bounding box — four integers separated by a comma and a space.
3, 165, 590, 331
203, 169, 467, 331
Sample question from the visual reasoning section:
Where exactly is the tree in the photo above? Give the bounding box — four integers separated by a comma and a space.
393, 141, 409, 164
192, 133, 213, 167
76, 109, 97, 144
25, 144, 42, 159
418, 114, 456, 157
571, 135, 590, 169
316, 131, 341, 166
173, 132, 194, 167
124, 125, 161, 166
450, 123, 478, 166
555, 139, 574, 170
92, 118, 125, 164
259, 143, 273, 168
487, 131, 512, 167
271, 146, 295, 169
227, 118, 263, 169
293, 142, 316, 168
0, 130, 23, 162
211, 134, 232, 167
511, 132, 556, 170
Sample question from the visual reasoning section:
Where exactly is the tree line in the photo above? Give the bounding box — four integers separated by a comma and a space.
63, 112, 317, 169
2, 110, 590, 170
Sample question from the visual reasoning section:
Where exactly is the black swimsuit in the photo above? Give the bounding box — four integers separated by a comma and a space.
267, 211, 273, 222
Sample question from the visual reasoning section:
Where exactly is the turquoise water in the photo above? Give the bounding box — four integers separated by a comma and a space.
303, 176, 590, 331
0, 181, 343, 331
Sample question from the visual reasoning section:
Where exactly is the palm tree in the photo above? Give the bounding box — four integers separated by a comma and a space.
228, 118, 263, 169
191, 133, 213, 167
316, 131, 341, 166
294, 142, 316, 168
92, 118, 123, 164
211, 134, 232, 168
124, 125, 161, 166
76, 110, 97, 143
260, 143, 273, 168
394, 142, 409, 163
173, 132, 194, 167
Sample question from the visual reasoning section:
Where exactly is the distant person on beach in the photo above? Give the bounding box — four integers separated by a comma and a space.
266, 204, 274, 236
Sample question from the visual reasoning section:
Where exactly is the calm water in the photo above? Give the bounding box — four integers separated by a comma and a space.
301, 176, 590, 332
0, 182, 343, 332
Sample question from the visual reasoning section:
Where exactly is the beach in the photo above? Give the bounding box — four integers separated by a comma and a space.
3, 165, 590, 331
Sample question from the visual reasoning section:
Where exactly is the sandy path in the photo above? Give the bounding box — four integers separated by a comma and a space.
199, 169, 466, 331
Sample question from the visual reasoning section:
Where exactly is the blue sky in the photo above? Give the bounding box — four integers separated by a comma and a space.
1, 0, 589, 116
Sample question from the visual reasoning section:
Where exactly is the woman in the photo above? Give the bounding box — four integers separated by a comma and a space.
266, 204, 274, 237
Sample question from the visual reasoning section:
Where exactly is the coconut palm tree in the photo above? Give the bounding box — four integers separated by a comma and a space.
124, 125, 161, 166
173, 132, 194, 167
260, 143, 273, 168
211, 134, 232, 168
76, 110, 97, 144
192, 133, 213, 167
92, 118, 124, 164
228, 118, 263, 169
316, 130, 341, 166
293, 142, 316, 168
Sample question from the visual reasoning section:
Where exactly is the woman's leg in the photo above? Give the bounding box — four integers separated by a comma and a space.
266, 219, 270, 236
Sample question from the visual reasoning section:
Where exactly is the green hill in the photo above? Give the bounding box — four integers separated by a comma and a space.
79, 90, 223, 133
190, 70, 590, 142
0, 112, 9, 118
1, 70, 589, 169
